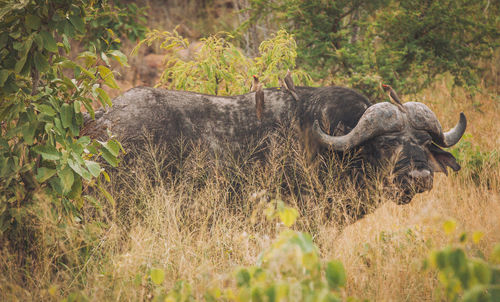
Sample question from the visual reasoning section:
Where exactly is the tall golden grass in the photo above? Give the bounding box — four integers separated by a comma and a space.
1, 76, 498, 301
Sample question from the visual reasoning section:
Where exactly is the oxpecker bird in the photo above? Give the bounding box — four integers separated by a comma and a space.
283, 69, 299, 102
251, 75, 264, 121
381, 83, 406, 113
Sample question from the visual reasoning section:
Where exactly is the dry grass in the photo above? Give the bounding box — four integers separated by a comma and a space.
1, 77, 499, 301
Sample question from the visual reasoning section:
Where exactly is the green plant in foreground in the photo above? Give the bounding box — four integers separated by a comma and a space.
0, 1, 125, 246
123, 201, 355, 302
426, 220, 500, 301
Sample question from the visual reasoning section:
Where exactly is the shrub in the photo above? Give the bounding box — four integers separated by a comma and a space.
0, 0, 124, 253
133, 28, 312, 95
242, 0, 499, 98
426, 220, 500, 301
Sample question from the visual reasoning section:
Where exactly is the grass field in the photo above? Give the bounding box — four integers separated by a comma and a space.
1, 75, 499, 301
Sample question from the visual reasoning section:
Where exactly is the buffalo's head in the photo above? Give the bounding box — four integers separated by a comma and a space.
313, 102, 466, 204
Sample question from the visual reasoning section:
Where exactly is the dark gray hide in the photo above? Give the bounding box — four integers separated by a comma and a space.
83, 86, 305, 151
83, 86, 466, 204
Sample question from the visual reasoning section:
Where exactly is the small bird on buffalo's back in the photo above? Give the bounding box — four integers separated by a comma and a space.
251, 75, 264, 121
283, 69, 299, 102
381, 83, 406, 113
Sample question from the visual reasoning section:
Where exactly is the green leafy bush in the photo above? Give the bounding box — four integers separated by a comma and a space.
243, 0, 499, 97
450, 134, 499, 187
84, 1, 148, 51
134, 28, 312, 95
426, 221, 500, 301
0, 1, 124, 249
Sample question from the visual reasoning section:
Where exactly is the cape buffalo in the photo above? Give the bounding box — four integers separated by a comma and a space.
83, 86, 466, 204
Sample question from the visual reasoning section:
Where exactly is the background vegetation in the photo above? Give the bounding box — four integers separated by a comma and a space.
0, 0, 499, 301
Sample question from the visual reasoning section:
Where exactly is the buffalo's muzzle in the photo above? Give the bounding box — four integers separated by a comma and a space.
408, 169, 433, 192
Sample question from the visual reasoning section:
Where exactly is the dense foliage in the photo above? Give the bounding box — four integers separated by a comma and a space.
134, 29, 312, 95
426, 221, 500, 301
84, 1, 147, 52
243, 0, 499, 97
0, 0, 126, 248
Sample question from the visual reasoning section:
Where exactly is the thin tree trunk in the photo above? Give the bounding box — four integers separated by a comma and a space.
234, 0, 259, 56
350, 9, 360, 44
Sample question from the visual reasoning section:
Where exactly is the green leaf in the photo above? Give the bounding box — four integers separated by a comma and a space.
58, 58, 77, 69
0, 156, 8, 177
67, 175, 82, 200
61, 76, 77, 90
76, 136, 90, 146
63, 19, 75, 37
25, 14, 41, 30
101, 148, 119, 167
472, 260, 491, 284
69, 14, 85, 33
98, 65, 119, 89
78, 51, 97, 67
236, 269, 251, 287
40, 31, 58, 53
291, 232, 315, 253
0, 0, 30, 20
108, 50, 129, 67
96, 87, 112, 107
462, 285, 491, 302
102, 140, 121, 157
58, 165, 74, 195
61, 34, 71, 52
36, 104, 56, 116
49, 175, 63, 195
101, 170, 110, 182
33, 33, 43, 50
100, 52, 110, 66
32, 145, 61, 160
278, 206, 298, 227
443, 220, 457, 235
36, 167, 57, 183
21, 123, 36, 145
491, 244, 500, 265
68, 158, 91, 181
0, 69, 10, 86
74, 100, 81, 114
60, 103, 73, 129
472, 231, 484, 244
302, 251, 319, 270
150, 268, 165, 285
15, 54, 27, 73
34, 52, 49, 72
97, 182, 115, 207
19, 36, 33, 56
325, 260, 346, 289
85, 160, 101, 177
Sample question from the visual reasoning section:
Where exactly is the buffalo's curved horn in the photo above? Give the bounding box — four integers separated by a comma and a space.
313, 102, 404, 151
441, 113, 467, 147
404, 102, 467, 148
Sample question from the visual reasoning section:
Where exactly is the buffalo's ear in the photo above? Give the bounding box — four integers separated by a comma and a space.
428, 143, 461, 176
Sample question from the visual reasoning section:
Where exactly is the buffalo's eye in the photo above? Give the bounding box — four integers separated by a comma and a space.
413, 131, 432, 146
382, 138, 400, 148
372, 137, 398, 149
